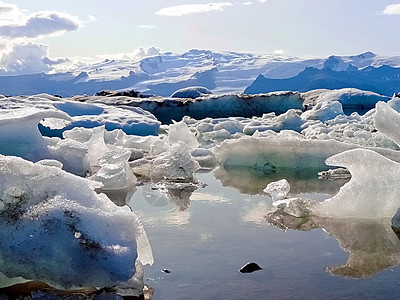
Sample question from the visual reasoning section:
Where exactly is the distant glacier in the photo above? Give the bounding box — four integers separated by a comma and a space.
0, 49, 400, 97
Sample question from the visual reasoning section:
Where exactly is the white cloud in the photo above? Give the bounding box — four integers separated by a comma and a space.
132, 46, 161, 59
0, 2, 82, 39
0, 11, 81, 38
273, 49, 285, 55
243, 2, 253, 6
382, 4, 400, 15
87, 15, 97, 23
258, 0, 267, 3
155, 3, 233, 17
0, 42, 52, 74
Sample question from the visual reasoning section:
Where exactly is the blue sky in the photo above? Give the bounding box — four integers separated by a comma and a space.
0, 1, 400, 73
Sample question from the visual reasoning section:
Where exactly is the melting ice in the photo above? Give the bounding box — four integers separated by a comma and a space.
2, 87, 400, 293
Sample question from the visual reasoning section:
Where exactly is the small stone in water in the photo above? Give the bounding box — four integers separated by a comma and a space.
239, 262, 262, 273
162, 269, 171, 273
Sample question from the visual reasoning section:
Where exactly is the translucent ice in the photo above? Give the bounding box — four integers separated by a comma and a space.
0, 108, 71, 160
215, 134, 400, 175
312, 148, 400, 218
0, 155, 153, 289
168, 120, 199, 149
374, 101, 400, 147
301, 100, 343, 122
151, 142, 200, 181
263, 179, 290, 201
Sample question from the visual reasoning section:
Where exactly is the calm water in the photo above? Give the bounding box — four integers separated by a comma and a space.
129, 170, 400, 300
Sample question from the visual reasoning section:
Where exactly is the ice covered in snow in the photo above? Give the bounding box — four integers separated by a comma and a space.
302, 88, 390, 110
0, 94, 160, 137
301, 100, 343, 122
3, 49, 400, 97
171, 86, 213, 98
0, 154, 153, 289
0, 108, 71, 159
0, 96, 161, 175
2, 81, 400, 293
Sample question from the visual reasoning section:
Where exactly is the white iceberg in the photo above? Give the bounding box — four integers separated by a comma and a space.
0, 155, 153, 289
312, 148, 400, 218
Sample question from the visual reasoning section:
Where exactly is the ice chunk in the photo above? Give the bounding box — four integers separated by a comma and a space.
301, 100, 343, 122
302, 88, 389, 111
170, 86, 213, 98
263, 179, 290, 201
1, 95, 160, 137
0, 155, 153, 289
168, 120, 199, 149
90, 148, 137, 205
190, 148, 217, 169
313, 149, 400, 218
374, 101, 400, 147
36, 159, 63, 169
86, 126, 109, 173
215, 134, 400, 175
151, 142, 200, 181
0, 108, 71, 160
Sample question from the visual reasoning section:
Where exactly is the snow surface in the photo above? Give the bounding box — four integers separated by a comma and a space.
2, 49, 400, 97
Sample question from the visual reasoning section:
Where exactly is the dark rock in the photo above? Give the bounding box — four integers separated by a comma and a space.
95, 89, 142, 98
239, 262, 262, 273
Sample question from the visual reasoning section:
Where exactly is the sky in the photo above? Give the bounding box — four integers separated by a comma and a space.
0, 0, 400, 74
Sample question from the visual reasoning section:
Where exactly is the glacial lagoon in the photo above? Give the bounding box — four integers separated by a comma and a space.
130, 171, 400, 299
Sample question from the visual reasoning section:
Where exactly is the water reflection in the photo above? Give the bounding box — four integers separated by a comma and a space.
140, 183, 200, 211
266, 210, 400, 278
214, 166, 348, 195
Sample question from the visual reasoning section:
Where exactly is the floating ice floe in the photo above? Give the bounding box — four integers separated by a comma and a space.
0, 94, 160, 137
0, 154, 153, 291
215, 133, 400, 175
264, 148, 400, 219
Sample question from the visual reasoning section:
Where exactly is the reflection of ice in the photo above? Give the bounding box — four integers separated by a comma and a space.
139, 182, 202, 211
242, 203, 270, 225
141, 185, 170, 208
190, 192, 230, 204
266, 211, 400, 278
214, 165, 347, 196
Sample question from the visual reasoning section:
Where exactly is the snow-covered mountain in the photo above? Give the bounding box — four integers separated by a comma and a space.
1, 49, 400, 97
244, 64, 400, 96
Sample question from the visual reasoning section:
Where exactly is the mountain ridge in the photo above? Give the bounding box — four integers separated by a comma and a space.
0, 49, 399, 97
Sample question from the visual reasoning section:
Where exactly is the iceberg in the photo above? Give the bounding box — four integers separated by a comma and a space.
264, 147, 400, 219
0, 94, 160, 137
151, 142, 200, 181
0, 108, 71, 160
312, 149, 400, 218
215, 133, 400, 175
0, 155, 153, 290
